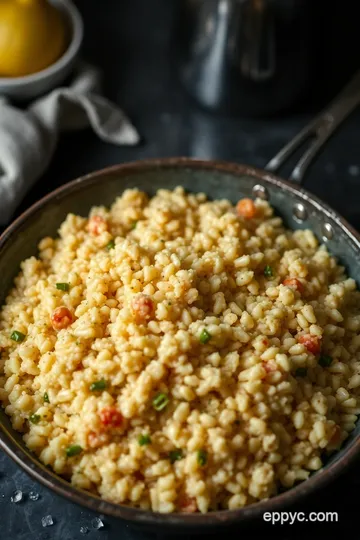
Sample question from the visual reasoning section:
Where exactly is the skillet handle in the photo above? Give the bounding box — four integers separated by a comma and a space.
264, 69, 360, 184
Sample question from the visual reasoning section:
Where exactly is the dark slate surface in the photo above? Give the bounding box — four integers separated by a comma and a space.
2, 0, 360, 538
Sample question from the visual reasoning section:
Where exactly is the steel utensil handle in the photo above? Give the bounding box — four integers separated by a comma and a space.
265, 69, 360, 184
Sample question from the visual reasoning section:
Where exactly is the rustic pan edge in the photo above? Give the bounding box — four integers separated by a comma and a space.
1, 157, 360, 530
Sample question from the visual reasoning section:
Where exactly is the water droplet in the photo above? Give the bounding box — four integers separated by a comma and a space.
41, 515, 54, 527
10, 490, 23, 503
80, 526, 89, 534
91, 517, 104, 529
29, 491, 40, 501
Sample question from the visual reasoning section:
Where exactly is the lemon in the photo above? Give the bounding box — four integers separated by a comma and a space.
0, 0, 68, 78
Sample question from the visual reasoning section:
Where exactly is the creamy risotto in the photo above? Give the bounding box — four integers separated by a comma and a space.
1, 187, 360, 514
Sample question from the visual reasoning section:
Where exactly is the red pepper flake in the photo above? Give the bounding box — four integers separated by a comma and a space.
51, 306, 74, 331
298, 334, 321, 355
283, 278, 304, 293
179, 495, 198, 513
88, 215, 107, 235
99, 407, 123, 428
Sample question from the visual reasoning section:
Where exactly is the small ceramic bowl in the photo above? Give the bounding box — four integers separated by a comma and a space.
0, 0, 83, 101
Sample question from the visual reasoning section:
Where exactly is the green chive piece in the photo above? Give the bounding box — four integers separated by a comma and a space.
169, 449, 183, 464
138, 434, 151, 446
199, 329, 211, 344
319, 355, 333, 368
10, 331, 25, 343
89, 379, 107, 392
197, 449, 208, 466
29, 414, 41, 424
43, 392, 50, 403
66, 445, 83, 457
295, 367, 307, 377
56, 282, 70, 291
152, 392, 169, 411
106, 239, 115, 251
131, 221, 138, 230
264, 265, 273, 278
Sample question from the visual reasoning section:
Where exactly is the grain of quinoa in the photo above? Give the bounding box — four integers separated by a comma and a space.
1, 187, 360, 514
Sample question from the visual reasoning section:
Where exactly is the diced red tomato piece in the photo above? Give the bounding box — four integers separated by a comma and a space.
88, 215, 107, 235
51, 306, 73, 330
283, 278, 304, 294
236, 198, 257, 219
298, 334, 321, 355
99, 407, 123, 428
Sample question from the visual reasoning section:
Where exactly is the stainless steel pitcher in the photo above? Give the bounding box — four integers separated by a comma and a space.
174, 0, 313, 117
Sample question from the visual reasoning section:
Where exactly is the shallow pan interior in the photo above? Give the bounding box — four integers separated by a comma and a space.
1, 158, 360, 529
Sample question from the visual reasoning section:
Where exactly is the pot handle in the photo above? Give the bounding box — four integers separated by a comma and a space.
264, 69, 360, 184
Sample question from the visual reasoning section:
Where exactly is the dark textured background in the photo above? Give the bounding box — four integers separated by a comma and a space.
2, 0, 360, 538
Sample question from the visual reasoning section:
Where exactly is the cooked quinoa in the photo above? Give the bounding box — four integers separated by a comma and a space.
1, 186, 360, 514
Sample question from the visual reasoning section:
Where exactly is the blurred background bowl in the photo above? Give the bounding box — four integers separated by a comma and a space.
0, 0, 83, 101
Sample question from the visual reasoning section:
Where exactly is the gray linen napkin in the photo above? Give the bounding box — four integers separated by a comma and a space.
0, 62, 140, 226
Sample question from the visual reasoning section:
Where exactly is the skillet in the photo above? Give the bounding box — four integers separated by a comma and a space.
1, 70, 360, 532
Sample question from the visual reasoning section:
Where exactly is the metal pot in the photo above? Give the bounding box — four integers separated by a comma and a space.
1, 69, 360, 532
175, 0, 314, 116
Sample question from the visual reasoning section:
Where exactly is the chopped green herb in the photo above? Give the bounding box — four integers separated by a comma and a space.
319, 355, 333, 368
199, 329, 211, 344
169, 449, 183, 463
152, 392, 169, 411
106, 239, 115, 251
89, 379, 107, 392
66, 445, 83, 457
264, 265, 273, 278
138, 434, 151, 446
131, 221, 138, 230
56, 282, 70, 291
43, 392, 50, 403
76, 341, 80, 346
29, 414, 41, 424
10, 330, 25, 343
295, 367, 307, 377
197, 449, 208, 466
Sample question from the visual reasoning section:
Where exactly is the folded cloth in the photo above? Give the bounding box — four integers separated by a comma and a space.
0, 61, 140, 226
